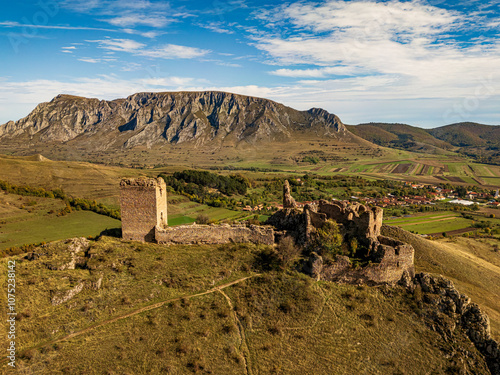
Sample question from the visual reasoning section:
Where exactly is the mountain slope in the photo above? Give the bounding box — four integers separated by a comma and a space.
429, 122, 500, 147
346, 122, 454, 154
0, 92, 346, 149
0, 91, 373, 166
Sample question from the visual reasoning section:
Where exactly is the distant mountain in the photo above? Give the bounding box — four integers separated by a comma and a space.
0, 92, 347, 151
346, 123, 453, 154
347, 122, 500, 163
429, 122, 500, 147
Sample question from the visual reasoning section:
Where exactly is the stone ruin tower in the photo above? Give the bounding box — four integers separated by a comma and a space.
120, 177, 167, 242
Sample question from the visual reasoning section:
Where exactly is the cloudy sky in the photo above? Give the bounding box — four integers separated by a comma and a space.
1, 0, 499, 127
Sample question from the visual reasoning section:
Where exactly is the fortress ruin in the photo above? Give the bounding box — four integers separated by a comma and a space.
120, 177, 414, 285
120, 177, 274, 246
120, 177, 167, 242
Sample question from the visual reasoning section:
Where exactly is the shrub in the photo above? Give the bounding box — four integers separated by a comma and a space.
195, 214, 210, 224
349, 238, 358, 257
308, 220, 343, 257
277, 236, 301, 270
253, 247, 281, 271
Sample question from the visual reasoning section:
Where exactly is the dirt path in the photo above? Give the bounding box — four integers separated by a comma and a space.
219, 290, 253, 375
3, 274, 260, 365
434, 242, 500, 275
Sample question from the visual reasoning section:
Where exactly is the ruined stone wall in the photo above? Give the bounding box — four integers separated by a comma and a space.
120, 177, 167, 242
364, 236, 415, 283
318, 200, 383, 243
156, 224, 274, 245
308, 235, 415, 285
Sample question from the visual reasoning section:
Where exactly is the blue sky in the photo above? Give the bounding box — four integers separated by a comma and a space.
0, 0, 499, 127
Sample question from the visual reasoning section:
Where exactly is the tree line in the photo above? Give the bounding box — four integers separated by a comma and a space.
0, 180, 120, 219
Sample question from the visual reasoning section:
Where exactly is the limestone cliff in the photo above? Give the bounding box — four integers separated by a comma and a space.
0, 91, 347, 150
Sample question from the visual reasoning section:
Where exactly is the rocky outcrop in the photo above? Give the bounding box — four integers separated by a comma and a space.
155, 223, 274, 246
0, 91, 347, 151
414, 273, 500, 375
44, 237, 89, 271
283, 180, 297, 208
51, 282, 85, 306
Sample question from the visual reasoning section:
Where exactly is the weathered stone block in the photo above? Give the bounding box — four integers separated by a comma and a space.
155, 224, 274, 245
120, 177, 167, 242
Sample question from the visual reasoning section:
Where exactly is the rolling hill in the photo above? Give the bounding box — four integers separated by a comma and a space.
1, 236, 495, 374
347, 122, 500, 164
429, 122, 500, 147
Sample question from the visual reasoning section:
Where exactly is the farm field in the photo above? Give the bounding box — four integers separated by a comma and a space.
0, 209, 121, 250
383, 211, 473, 235
168, 195, 244, 225
0, 190, 245, 249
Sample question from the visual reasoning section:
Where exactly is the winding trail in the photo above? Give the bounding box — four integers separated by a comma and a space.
219, 289, 253, 375
2, 274, 259, 365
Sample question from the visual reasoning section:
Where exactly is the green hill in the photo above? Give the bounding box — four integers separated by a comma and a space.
346, 123, 453, 154
348, 122, 500, 164
0, 236, 494, 374
429, 122, 500, 147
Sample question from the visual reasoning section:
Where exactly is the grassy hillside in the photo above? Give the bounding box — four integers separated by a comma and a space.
430, 122, 500, 147
0, 155, 142, 207
348, 122, 500, 165
382, 225, 500, 340
347, 123, 453, 152
0, 237, 490, 374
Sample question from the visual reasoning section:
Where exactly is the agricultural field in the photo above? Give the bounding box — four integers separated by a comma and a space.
0, 192, 121, 250
384, 210, 500, 236
384, 211, 472, 235
168, 194, 244, 225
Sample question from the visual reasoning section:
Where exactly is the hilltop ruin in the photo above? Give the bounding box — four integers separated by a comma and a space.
267, 181, 415, 284
120, 178, 414, 285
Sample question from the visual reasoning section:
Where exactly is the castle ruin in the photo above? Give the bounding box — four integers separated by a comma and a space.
266, 181, 415, 284
119, 178, 414, 285
120, 177, 167, 242
120, 177, 274, 245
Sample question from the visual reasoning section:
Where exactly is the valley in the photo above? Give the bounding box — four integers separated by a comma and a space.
1, 92, 499, 374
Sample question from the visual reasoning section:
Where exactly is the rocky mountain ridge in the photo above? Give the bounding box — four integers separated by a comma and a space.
0, 91, 347, 150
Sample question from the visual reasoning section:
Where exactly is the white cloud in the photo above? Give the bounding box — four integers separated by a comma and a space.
106, 15, 172, 28
0, 21, 115, 32
62, 0, 189, 31
86, 38, 209, 59
121, 28, 163, 39
139, 44, 210, 59
78, 58, 101, 63
197, 22, 234, 34
250, 0, 500, 110
271, 66, 360, 78
87, 38, 146, 52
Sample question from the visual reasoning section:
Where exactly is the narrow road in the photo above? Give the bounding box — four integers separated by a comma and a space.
2, 274, 260, 365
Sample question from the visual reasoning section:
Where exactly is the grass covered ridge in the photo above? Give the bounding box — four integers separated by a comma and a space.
1, 237, 489, 374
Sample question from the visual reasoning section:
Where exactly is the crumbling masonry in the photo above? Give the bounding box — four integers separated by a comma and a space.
266, 181, 415, 285
120, 177, 274, 245
120, 178, 415, 285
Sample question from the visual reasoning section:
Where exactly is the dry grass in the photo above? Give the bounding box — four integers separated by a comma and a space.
382, 225, 500, 340
0, 237, 489, 374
